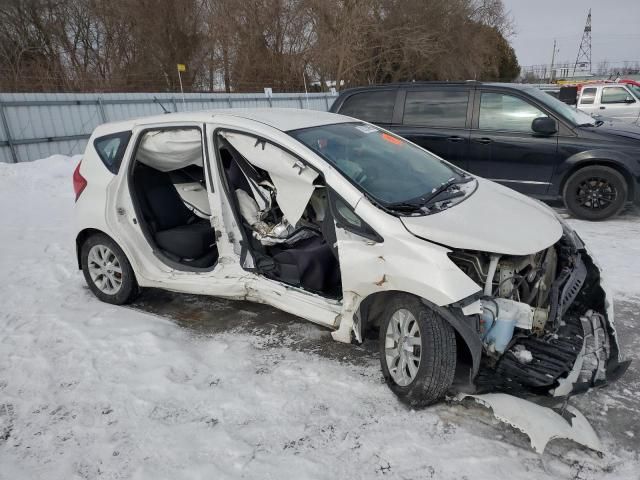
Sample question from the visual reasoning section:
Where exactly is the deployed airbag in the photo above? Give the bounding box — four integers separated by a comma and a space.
221, 132, 318, 224
137, 129, 203, 172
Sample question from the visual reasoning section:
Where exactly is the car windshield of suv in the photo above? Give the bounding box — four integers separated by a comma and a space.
526, 87, 596, 126
627, 84, 640, 99
289, 122, 475, 213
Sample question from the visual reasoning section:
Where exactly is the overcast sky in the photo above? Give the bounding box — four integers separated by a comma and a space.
503, 1, 640, 68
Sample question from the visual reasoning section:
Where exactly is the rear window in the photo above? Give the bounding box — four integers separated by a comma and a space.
579, 87, 597, 105
94, 131, 132, 174
338, 90, 396, 124
403, 90, 469, 128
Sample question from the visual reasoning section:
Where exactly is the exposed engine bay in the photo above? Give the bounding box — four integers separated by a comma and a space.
449, 228, 629, 397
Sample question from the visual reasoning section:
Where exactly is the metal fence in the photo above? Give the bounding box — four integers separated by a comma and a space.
0, 91, 337, 163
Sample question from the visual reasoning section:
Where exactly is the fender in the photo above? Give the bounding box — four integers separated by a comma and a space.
422, 298, 483, 380
550, 149, 637, 198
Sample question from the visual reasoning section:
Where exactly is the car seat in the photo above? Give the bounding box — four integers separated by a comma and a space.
133, 164, 217, 267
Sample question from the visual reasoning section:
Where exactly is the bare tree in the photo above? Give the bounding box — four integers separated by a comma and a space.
0, 0, 518, 92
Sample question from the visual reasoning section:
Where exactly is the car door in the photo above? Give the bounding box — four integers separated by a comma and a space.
468, 90, 560, 196
207, 125, 343, 328
598, 85, 640, 123
390, 87, 472, 170
109, 121, 248, 296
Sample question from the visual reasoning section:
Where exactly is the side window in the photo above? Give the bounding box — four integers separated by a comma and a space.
339, 90, 396, 124
579, 87, 597, 105
330, 191, 382, 243
478, 93, 548, 133
601, 87, 635, 104
94, 131, 132, 174
403, 90, 469, 128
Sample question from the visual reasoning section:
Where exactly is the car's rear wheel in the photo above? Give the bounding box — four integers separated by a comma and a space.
379, 295, 456, 407
81, 233, 139, 304
563, 165, 627, 220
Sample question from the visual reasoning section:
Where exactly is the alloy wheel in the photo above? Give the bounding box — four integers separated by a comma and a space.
87, 244, 123, 295
385, 308, 422, 386
575, 176, 618, 211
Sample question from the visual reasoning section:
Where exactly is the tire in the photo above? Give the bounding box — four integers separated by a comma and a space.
80, 233, 140, 304
563, 165, 628, 221
379, 294, 456, 407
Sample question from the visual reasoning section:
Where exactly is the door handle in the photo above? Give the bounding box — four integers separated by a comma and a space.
600, 106, 606, 110
447, 136, 464, 142
473, 137, 492, 144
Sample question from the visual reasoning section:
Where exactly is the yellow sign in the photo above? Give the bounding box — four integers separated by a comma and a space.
177, 64, 186, 72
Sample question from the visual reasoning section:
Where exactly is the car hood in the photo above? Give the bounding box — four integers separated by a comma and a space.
401, 178, 563, 255
583, 119, 640, 140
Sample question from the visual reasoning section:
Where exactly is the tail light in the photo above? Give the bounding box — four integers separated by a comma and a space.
73, 160, 87, 201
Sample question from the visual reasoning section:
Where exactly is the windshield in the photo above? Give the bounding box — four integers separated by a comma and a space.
526, 86, 596, 125
627, 84, 640, 99
289, 122, 469, 206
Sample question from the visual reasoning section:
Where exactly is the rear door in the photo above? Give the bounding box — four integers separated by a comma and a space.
468, 89, 560, 196
390, 87, 472, 170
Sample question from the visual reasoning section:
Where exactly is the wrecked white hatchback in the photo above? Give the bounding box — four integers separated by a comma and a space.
73, 109, 629, 406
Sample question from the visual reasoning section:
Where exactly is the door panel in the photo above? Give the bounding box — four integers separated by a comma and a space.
468, 91, 560, 195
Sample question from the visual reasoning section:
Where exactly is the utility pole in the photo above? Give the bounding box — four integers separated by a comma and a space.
573, 9, 592, 76
549, 40, 556, 82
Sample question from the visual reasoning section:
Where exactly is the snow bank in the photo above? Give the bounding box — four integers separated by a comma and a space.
0, 156, 638, 479
566, 212, 640, 300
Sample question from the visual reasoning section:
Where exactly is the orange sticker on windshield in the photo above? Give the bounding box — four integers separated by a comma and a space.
381, 133, 402, 145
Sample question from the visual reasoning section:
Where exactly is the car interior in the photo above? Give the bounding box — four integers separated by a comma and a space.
131, 128, 218, 269
217, 132, 342, 299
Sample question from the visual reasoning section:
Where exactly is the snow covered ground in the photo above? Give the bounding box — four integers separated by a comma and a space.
1, 155, 639, 479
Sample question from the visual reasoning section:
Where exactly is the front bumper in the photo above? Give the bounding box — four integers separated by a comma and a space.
474, 228, 630, 397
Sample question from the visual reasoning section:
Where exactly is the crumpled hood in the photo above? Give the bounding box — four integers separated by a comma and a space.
401, 178, 562, 255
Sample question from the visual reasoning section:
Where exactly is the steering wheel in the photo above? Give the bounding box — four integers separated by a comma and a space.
353, 170, 367, 185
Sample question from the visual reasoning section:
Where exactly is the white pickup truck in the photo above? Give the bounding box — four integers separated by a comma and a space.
576, 83, 640, 125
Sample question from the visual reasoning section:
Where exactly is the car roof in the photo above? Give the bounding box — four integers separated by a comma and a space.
92, 108, 354, 137
336, 81, 536, 96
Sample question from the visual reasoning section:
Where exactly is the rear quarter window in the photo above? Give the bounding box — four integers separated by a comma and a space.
579, 87, 597, 105
338, 90, 396, 124
94, 131, 132, 174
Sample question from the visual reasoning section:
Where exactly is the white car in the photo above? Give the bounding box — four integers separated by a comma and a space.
73, 109, 629, 405
576, 83, 640, 124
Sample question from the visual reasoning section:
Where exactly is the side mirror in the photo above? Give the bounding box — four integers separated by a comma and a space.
532, 116, 557, 135
624, 97, 636, 104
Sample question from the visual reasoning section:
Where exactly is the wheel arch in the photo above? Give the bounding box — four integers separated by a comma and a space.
358, 290, 482, 382
559, 157, 635, 202
75, 228, 129, 270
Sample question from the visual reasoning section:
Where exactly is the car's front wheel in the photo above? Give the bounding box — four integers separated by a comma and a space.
563, 165, 627, 220
379, 295, 456, 407
81, 233, 139, 304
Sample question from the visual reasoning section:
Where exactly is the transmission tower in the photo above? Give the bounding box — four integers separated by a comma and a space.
573, 9, 592, 75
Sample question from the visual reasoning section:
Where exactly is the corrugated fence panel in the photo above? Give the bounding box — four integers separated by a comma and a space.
0, 91, 338, 163
16, 138, 86, 160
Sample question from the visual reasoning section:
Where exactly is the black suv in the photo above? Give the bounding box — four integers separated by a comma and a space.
330, 82, 640, 220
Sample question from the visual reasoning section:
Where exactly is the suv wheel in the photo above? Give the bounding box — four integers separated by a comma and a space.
379, 295, 456, 407
81, 233, 140, 304
563, 165, 627, 220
